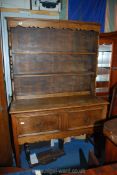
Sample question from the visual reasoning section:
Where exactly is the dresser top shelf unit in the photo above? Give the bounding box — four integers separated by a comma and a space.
8, 18, 100, 101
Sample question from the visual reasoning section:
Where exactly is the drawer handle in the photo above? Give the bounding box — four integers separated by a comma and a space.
20, 122, 25, 125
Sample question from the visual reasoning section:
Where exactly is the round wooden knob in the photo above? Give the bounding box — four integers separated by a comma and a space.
104, 118, 117, 145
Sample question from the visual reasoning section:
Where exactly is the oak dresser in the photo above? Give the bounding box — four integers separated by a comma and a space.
7, 18, 108, 166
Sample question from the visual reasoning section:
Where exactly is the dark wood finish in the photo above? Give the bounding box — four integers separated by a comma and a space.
13, 74, 92, 99
85, 163, 117, 175
103, 83, 117, 164
104, 118, 117, 163
10, 96, 108, 144
104, 118, 117, 145
12, 54, 96, 75
105, 139, 117, 164
110, 70, 117, 90
99, 32, 117, 115
8, 18, 108, 166
111, 97, 117, 116
108, 83, 117, 118
0, 167, 24, 174
0, 12, 12, 166
11, 115, 20, 166
11, 27, 98, 53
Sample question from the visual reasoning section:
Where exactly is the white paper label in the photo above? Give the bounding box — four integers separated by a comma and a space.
30, 153, 38, 165
35, 170, 42, 175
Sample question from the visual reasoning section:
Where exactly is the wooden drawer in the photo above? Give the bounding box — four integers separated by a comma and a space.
67, 107, 104, 130
17, 113, 59, 135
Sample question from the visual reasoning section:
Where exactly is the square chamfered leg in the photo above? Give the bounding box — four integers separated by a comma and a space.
11, 116, 20, 167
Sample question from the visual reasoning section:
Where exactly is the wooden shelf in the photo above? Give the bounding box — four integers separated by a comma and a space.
96, 81, 109, 88
15, 91, 91, 100
13, 72, 95, 78
11, 51, 97, 55
97, 67, 110, 75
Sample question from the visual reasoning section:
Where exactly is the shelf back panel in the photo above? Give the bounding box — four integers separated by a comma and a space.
9, 23, 99, 100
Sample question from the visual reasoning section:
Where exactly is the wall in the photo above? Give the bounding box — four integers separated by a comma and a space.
59, 0, 68, 20
0, 0, 30, 9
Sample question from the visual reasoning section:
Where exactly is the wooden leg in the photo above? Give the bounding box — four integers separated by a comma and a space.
105, 138, 117, 163
58, 139, 64, 150
88, 150, 99, 168
24, 143, 31, 165
93, 132, 105, 160
11, 116, 20, 167
14, 138, 20, 167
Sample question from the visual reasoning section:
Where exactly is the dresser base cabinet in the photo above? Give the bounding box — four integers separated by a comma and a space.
10, 95, 108, 166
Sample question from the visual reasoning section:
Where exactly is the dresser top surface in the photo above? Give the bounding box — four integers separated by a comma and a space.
7, 18, 100, 32
10, 95, 108, 114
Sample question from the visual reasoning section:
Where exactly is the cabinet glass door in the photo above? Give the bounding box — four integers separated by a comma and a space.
96, 44, 112, 98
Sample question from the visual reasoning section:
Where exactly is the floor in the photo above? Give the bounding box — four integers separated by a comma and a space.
19, 138, 94, 170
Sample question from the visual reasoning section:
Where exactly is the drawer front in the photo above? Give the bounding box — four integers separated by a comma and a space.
17, 113, 59, 135
68, 107, 104, 130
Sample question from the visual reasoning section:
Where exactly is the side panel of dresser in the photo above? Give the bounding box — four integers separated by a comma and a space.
11, 104, 107, 166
